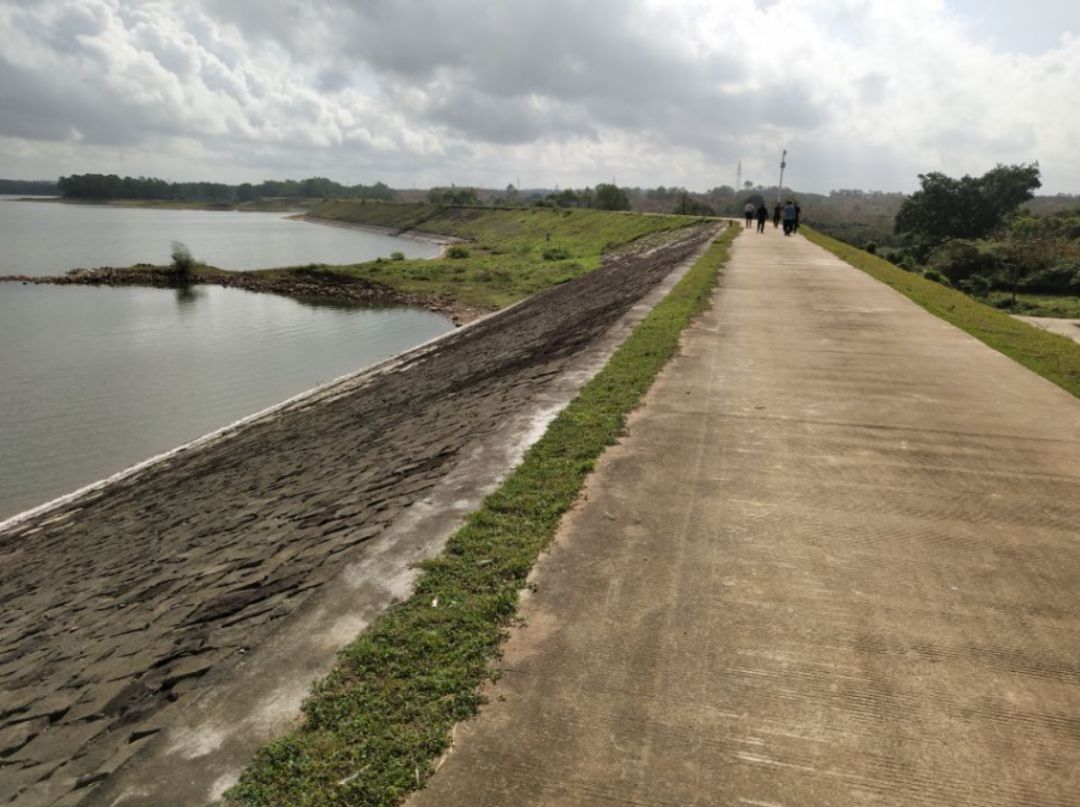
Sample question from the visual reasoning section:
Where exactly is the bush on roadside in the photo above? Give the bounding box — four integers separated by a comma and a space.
446, 245, 470, 259
928, 239, 999, 287
922, 268, 951, 286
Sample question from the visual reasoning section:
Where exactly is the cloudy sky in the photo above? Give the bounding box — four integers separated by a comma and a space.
1, 0, 1077, 193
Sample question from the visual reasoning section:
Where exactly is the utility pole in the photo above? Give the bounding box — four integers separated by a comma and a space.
777, 149, 787, 204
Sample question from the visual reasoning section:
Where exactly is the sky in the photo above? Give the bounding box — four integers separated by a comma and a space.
1, 0, 1078, 194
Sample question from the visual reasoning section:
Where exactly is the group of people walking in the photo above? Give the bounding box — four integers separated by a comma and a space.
743, 200, 801, 235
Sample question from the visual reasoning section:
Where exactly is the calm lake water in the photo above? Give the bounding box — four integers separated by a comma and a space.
0, 200, 452, 519
0, 197, 438, 276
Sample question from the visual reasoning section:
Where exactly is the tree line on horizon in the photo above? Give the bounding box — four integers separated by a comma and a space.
0, 178, 58, 195
55, 174, 397, 203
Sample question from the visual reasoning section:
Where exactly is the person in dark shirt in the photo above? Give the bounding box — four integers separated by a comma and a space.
756, 203, 768, 233
782, 201, 796, 235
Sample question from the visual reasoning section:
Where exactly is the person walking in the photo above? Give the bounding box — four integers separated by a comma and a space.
782, 201, 796, 236
773, 203, 781, 229
744, 201, 755, 228
756, 203, 768, 233
793, 202, 801, 233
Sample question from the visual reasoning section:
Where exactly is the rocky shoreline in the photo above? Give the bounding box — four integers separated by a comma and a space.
0, 264, 486, 325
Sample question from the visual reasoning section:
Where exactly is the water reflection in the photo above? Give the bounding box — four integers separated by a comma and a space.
289, 294, 416, 313
175, 284, 203, 309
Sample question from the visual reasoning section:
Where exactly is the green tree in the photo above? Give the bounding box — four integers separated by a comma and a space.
592, 183, 631, 211
895, 163, 1041, 242
428, 186, 481, 205
170, 241, 196, 282
674, 195, 715, 216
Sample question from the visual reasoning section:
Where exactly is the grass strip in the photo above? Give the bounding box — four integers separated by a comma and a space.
227, 224, 736, 806
803, 228, 1080, 400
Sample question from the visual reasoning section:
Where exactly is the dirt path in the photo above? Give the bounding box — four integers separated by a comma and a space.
0, 225, 715, 807
411, 229, 1080, 806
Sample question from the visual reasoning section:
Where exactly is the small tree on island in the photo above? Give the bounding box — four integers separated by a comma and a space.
170, 241, 196, 283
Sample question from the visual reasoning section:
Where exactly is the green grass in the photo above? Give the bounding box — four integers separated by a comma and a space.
226, 224, 735, 807
981, 292, 1080, 319
298, 202, 710, 310
803, 228, 1080, 399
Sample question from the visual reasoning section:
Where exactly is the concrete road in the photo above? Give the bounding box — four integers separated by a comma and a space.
411, 230, 1080, 806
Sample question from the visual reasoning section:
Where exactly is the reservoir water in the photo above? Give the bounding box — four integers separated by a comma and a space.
0, 197, 438, 276
0, 200, 453, 519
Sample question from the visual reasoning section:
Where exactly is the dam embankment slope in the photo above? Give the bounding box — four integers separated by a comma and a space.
0, 222, 717, 806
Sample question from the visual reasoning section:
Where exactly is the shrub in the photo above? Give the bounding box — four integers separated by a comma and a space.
962, 273, 993, 296
922, 268, 951, 286
542, 245, 571, 260
170, 241, 195, 281
446, 245, 470, 259
1020, 260, 1080, 294
390, 251, 405, 261
928, 239, 999, 286
864, 242, 877, 254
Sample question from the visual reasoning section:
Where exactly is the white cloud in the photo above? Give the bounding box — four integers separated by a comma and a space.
0, 0, 1076, 192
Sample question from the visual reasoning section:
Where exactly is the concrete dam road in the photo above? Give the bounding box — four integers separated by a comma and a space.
411, 229, 1080, 807
0, 225, 717, 807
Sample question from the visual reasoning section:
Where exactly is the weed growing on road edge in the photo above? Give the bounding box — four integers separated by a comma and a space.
226, 224, 736, 806
803, 228, 1080, 400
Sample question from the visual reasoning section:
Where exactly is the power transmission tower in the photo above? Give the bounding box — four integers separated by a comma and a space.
736, 160, 742, 191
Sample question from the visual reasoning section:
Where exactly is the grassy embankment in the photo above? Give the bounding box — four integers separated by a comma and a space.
804, 228, 1080, 399
288, 202, 709, 310
982, 293, 1080, 319
226, 223, 736, 807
